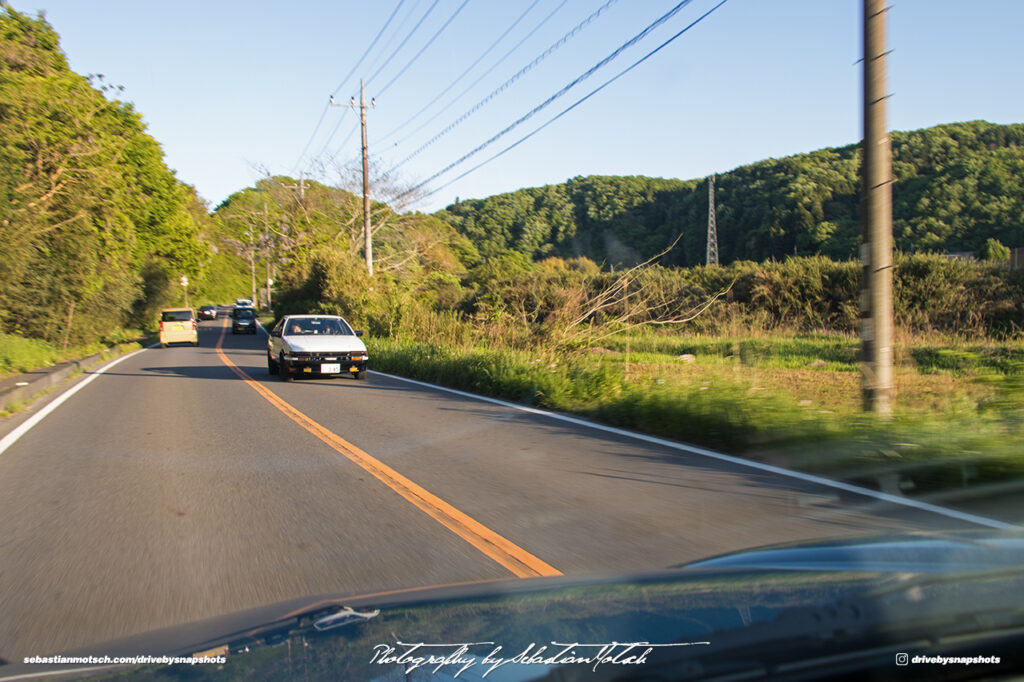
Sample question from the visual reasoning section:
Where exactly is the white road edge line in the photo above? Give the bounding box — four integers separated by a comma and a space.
368, 370, 1018, 531
0, 345, 156, 457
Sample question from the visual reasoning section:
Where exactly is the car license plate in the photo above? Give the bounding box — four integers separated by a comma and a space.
320, 363, 341, 374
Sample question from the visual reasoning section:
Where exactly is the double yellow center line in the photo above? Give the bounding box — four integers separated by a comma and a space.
214, 322, 561, 579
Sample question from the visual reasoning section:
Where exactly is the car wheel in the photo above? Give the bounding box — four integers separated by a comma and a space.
279, 354, 292, 382
268, 352, 279, 375
353, 370, 367, 380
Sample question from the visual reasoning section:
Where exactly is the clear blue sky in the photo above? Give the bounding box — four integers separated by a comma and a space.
9, 0, 1023, 213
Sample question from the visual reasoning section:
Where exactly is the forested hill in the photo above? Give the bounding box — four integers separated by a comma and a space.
0, 8, 208, 346
436, 121, 1024, 267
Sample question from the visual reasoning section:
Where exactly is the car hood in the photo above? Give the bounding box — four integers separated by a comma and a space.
284, 336, 366, 353
6, 530, 1024, 681
681, 531, 1024, 573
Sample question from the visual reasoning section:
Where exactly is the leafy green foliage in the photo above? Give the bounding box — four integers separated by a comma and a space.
976, 237, 1011, 262
0, 7, 208, 344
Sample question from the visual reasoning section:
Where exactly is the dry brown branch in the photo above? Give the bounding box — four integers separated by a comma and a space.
541, 232, 733, 348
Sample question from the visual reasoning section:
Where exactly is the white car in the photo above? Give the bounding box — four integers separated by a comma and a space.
268, 314, 368, 381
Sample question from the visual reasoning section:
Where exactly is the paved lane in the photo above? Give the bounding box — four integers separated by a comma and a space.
0, 321, 506, 659
0, 316, 983, 659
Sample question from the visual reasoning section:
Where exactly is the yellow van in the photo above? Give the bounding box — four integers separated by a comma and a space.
160, 308, 198, 347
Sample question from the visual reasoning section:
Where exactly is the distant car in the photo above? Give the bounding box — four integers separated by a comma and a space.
159, 308, 198, 347
268, 314, 368, 381
231, 306, 257, 334
235, 298, 253, 308
198, 305, 217, 320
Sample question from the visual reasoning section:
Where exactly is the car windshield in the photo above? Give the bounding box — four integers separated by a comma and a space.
160, 310, 192, 322
234, 309, 255, 319
285, 317, 351, 335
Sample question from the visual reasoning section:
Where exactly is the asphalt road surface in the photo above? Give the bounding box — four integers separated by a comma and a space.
0, 313, 1005, 660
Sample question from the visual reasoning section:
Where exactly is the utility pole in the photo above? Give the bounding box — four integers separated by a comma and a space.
706, 174, 719, 265
263, 203, 272, 311
281, 172, 305, 201
331, 80, 376, 275
861, 0, 894, 416
246, 227, 257, 304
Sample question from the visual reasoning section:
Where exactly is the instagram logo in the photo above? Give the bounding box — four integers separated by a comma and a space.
896, 653, 909, 666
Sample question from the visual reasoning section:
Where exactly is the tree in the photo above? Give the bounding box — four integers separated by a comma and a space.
0, 7, 207, 343
976, 237, 1010, 262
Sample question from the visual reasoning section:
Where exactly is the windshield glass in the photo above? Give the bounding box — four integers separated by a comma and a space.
2, 1, 1021, 680
286, 317, 352, 335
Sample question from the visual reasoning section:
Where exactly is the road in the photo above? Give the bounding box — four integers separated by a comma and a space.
0, 312, 998, 660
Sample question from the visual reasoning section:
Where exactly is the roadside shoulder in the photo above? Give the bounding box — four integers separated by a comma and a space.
0, 342, 147, 415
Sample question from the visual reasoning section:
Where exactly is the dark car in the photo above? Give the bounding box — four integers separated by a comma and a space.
231, 306, 257, 334
197, 305, 217, 320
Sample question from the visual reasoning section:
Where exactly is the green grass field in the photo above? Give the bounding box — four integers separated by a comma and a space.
367, 328, 1024, 489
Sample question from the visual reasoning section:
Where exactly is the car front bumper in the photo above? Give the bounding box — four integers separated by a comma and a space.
283, 353, 368, 375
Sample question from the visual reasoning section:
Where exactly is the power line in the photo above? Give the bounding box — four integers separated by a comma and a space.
403, 0, 729, 204
359, 0, 424, 85
314, 0, 434, 164
366, 0, 441, 88
292, 103, 330, 174
376, 0, 472, 97
332, 0, 407, 97
292, 0, 406, 173
395, 0, 700, 197
317, 108, 353, 166
380, 0, 618, 179
313, 0, 431, 166
377, 0, 543, 143
389, 0, 569, 149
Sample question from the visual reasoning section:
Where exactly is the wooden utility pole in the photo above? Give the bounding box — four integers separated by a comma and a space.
359, 80, 373, 276
247, 228, 257, 304
331, 81, 376, 275
861, 0, 894, 416
263, 203, 272, 311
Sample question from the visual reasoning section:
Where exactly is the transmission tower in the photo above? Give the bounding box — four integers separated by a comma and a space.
706, 174, 719, 265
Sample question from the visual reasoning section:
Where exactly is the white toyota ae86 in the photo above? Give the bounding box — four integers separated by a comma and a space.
267, 314, 368, 381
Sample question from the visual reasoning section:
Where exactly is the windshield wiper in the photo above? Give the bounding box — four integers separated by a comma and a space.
312, 606, 380, 632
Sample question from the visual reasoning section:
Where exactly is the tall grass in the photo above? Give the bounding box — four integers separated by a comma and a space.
367, 329, 1024, 486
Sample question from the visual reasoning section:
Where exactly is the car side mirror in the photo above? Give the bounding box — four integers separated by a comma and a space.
355, 330, 363, 337
270, 329, 282, 338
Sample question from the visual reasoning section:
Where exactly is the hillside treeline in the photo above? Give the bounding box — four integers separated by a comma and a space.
437, 121, 1024, 267
0, 8, 208, 346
